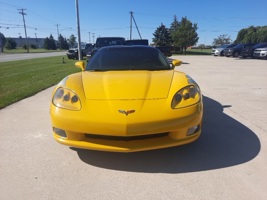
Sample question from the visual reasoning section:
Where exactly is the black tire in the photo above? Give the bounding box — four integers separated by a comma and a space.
233, 51, 239, 57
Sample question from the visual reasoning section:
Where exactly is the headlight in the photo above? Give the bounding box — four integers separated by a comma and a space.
171, 85, 201, 109
52, 87, 81, 110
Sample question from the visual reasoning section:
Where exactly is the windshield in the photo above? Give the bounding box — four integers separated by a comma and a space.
234, 44, 244, 48
219, 44, 230, 48
86, 46, 171, 71
253, 43, 267, 48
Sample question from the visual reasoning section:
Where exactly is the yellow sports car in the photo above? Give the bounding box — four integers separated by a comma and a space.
50, 46, 203, 152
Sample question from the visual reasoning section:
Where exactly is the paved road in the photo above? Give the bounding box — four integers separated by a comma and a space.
0, 51, 66, 62
0, 56, 266, 200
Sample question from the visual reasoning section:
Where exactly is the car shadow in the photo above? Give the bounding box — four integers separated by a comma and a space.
72, 96, 261, 173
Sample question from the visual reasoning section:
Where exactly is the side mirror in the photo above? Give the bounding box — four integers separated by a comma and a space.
172, 59, 182, 66
75, 61, 85, 71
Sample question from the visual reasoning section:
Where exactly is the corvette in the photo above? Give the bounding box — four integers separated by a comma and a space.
50, 46, 203, 152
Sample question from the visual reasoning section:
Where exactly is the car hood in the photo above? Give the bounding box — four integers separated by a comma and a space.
81, 70, 174, 100
255, 48, 267, 51
216, 47, 225, 50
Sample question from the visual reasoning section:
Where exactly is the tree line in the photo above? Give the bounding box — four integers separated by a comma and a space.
235, 26, 267, 44
0, 32, 78, 52
212, 26, 267, 46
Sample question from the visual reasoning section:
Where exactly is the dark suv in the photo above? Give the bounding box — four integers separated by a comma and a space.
125, 39, 149, 45
91, 37, 125, 56
224, 43, 256, 57
240, 42, 267, 58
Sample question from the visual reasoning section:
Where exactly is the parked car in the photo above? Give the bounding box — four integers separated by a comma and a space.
253, 47, 267, 59
67, 44, 93, 60
211, 44, 236, 56
224, 43, 256, 57
240, 43, 267, 58
50, 46, 203, 152
84, 43, 94, 54
90, 37, 125, 57
66, 49, 78, 59
84, 43, 94, 60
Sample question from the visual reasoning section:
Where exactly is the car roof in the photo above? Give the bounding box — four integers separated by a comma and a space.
99, 45, 157, 50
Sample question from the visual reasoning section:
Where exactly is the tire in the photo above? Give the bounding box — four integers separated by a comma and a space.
233, 51, 239, 57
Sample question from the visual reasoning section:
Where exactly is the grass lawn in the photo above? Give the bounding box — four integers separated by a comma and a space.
0, 56, 80, 109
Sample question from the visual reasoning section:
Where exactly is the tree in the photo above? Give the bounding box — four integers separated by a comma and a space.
44, 34, 57, 50
172, 17, 199, 54
170, 15, 180, 34
212, 34, 232, 46
152, 23, 172, 47
235, 28, 248, 43
257, 26, 267, 42
234, 26, 267, 43
43, 37, 50, 50
5, 38, 17, 50
49, 35, 57, 50
169, 15, 180, 51
243, 26, 259, 43
68, 34, 77, 48
58, 34, 69, 50
0, 32, 6, 52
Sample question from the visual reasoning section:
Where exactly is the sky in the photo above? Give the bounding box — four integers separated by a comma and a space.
0, 0, 267, 46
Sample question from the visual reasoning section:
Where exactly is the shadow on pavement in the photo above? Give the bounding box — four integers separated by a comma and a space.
72, 96, 261, 173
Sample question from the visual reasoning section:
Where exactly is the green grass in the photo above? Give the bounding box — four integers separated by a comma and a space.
0, 56, 80, 109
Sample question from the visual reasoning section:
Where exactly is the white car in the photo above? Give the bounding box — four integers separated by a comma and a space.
253, 48, 267, 59
211, 44, 235, 56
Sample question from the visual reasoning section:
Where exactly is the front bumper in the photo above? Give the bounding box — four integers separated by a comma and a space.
50, 100, 203, 152
254, 51, 267, 59
66, 53, 77, 59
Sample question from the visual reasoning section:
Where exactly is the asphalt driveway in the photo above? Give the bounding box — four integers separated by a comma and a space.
0, 56, 266, 200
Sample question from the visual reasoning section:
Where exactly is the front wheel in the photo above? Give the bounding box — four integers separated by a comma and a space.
234, 51, 239, 57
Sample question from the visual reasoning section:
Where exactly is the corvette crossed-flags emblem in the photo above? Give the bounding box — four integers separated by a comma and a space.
118, 110, 135, 116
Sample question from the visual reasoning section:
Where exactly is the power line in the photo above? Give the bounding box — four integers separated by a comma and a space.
0, 2, 22, 9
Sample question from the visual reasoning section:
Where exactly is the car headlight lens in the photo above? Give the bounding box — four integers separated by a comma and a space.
52, 87, 81, 110
171, 85, 201, 109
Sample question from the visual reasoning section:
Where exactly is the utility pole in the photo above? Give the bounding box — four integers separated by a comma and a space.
88, 32, 91, 43
18, 8, 29, 53
92, 33, 95, 44
75, 0, 82, 60
129, 11, 142, 40
35, 33, 38, 48
56, 24, 61, 50
130, 11, 133, 40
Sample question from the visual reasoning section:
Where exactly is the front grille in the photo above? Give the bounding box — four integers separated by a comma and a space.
85, 132, 169, 141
